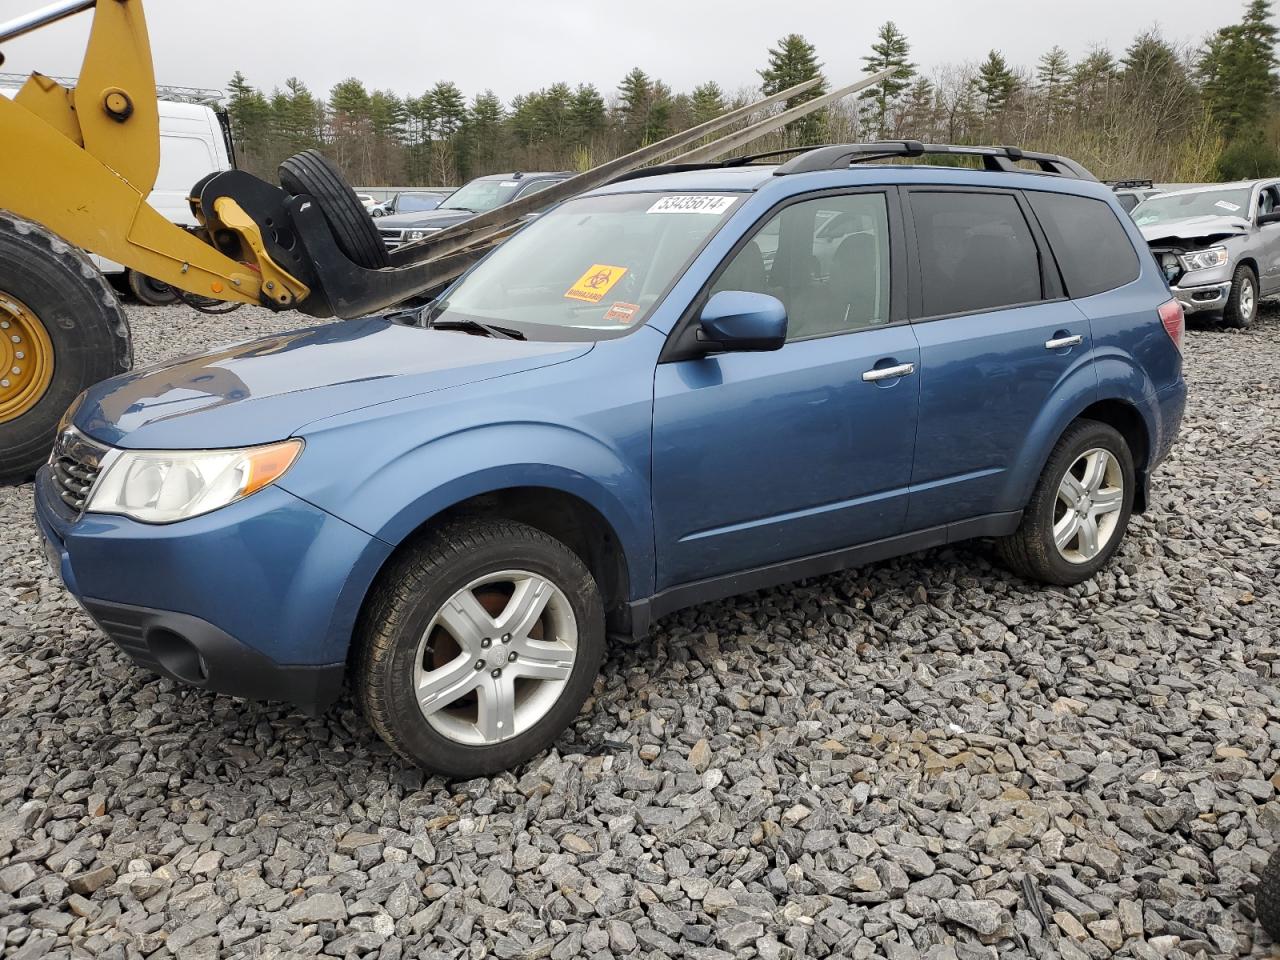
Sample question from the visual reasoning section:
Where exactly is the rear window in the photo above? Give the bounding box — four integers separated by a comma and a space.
1028, 191, 1140, 298
910, 191, 1043, 316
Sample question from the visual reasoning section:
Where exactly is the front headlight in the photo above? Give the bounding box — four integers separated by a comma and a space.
405, 228, 441, 241
1180, 246, 1229, 272
86, 439, 302, 523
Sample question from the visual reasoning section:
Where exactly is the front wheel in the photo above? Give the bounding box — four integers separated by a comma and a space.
1224, 264, 1257, 329
355, 518, 605, 778
995, 419, 1135, 586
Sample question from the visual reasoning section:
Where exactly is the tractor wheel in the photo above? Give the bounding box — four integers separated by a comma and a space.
278, 150, 389, 270
0, 212, 132, 485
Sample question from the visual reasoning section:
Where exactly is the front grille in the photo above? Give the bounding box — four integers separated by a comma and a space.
378, 228, 405, 249
49, 427, 110, 514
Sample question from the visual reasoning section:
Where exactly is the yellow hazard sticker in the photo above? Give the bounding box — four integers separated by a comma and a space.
565, 264, 628, 303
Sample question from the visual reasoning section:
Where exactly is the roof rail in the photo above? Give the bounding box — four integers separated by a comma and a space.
773, 141, 1098, 181
1107, 178, 1154, 190
607, 146, 829, 186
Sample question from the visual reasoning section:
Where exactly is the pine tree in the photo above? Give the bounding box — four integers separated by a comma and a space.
1200, 0, 1279, 140
899, 76, 936, 139
569, 84, 606, 147
759, 33, 828, 144
860, 22, 916, 138
1071, 46, 1118, 119
616, 68, 653, 148
976, 51, 1017, 115
691, 82, 726, 125
225, 71, 272, 174
646, 81, 674, 144
1036, 46, 1072, 123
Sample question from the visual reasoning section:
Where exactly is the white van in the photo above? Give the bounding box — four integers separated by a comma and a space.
0, 87, 233, 303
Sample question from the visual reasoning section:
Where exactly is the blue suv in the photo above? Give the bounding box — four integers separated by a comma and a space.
35, 143, 1186, 776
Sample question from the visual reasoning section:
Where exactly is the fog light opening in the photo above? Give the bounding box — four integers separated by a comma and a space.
147, 628, 209, 684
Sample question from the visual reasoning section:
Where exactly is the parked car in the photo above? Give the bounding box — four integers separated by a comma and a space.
36, 144, 1185, 777
1132, 179, 1280, 328
1109, 178, 1163, 214
371, 190, 450, 218
377, 171, 570, 249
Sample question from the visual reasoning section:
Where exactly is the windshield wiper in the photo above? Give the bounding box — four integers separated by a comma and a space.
428, 317, 525, 340
443, 205, 479, 214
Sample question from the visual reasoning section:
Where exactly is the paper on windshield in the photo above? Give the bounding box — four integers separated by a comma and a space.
565, 264, 628, 303
647, 195, 736, 215
603, 301, 640, 323
1215, 200, 1242, 212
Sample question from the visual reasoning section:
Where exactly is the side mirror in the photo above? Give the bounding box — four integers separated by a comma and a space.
1259, 211, 1280, 226
697, 291, 787, 353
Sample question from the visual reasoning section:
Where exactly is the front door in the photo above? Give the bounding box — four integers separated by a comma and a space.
651, 189, 920, 590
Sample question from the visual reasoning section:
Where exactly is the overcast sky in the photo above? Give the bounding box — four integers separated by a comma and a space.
0, 1, 1258, 103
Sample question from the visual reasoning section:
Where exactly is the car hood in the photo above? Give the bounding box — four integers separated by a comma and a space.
75, 317, 590, 449
379, 208, 475, 230
1139, 214, 1250, 245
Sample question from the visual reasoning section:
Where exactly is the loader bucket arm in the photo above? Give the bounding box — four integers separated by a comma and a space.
0, 0, 295, 306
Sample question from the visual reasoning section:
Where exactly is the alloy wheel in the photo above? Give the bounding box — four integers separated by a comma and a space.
412, 570, 578, 745
1053, 448, 1124, 563
1240, 276, 1256, 322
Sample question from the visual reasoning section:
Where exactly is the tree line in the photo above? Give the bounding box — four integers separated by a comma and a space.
225, 0, 1279, 188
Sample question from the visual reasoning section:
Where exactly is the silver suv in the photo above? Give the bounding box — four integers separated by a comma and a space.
1133, 179, 1280, 328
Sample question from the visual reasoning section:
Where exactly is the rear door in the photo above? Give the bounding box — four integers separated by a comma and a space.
902, 187, 1096, 530
651, 188, 920, 589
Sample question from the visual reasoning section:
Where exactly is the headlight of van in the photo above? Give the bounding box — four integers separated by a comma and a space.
1179, 246, 1228, 272
86, 439, 302, 523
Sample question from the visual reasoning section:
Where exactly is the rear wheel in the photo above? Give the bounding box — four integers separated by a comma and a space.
996, 419, 1134, 585
1224, 264, 1257, 329
355, 518, 605, 778
278, 150, 389, 270
126, 269, 179, 306
0, 212, 131, 485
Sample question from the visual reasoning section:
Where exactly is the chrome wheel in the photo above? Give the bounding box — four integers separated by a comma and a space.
1054, 448, 1124, 564
412, 570, 577, 746
1240, 276, 1256, 321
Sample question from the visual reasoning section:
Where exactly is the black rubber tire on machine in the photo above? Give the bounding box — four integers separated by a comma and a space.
0, 211, 132, 485
1258, 847, 1280, 942
278, 150, 389, 271
126, 269, 179, 306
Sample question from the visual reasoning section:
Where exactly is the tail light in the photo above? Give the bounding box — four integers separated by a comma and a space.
1159, 298, 1184, 352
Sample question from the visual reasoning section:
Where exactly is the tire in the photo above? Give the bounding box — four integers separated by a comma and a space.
995, 419, 1135, 586
0, 212, 132, 485
278, 150, 389, 270
1224, 263, 1257, 329
1258, 848, 1280, 941
355, 518, 606, 778
126, 269, 178, 306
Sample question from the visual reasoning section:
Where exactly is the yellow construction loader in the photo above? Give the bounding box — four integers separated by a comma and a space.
0, 0, 890, 483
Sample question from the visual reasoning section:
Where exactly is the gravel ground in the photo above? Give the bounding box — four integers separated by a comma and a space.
1, 301, 1279, 960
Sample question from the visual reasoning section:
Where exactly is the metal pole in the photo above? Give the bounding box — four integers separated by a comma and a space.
0, 0, 96, 45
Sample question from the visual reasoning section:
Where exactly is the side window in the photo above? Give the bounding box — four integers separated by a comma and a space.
711, 193, 891, 340
1259, 185, 1280, 216
1026, 191, 1141, 299
909, 191, 1043, 316
517, 179, 559, 199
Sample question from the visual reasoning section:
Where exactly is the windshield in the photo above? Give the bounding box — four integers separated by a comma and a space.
426, 191, 743, 339
1133, 188, 1252, 226
440, 179, 523, 212
397, 193, 442, 213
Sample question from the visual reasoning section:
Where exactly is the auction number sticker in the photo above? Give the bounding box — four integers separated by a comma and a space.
565, 264, 628, 303
647, 195, 736, 215
1215, 200, 1242, 212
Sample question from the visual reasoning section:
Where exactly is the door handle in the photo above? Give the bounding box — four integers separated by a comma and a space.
1045, 334, 1083, 350
862, 362, 915, 382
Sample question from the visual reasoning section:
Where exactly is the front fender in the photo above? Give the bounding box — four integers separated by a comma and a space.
1001, 348, 1159, 509
284, 422, 655, 599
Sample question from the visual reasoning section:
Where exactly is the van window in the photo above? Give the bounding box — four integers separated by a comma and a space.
909, 191, 1042, 316
1027, 192, 1140, 298
711, 193, 891, 340
156, 136, 216, 192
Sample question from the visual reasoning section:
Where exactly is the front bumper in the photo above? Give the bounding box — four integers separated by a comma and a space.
34, 464, 392, 714
1171, 280, 1231, 315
